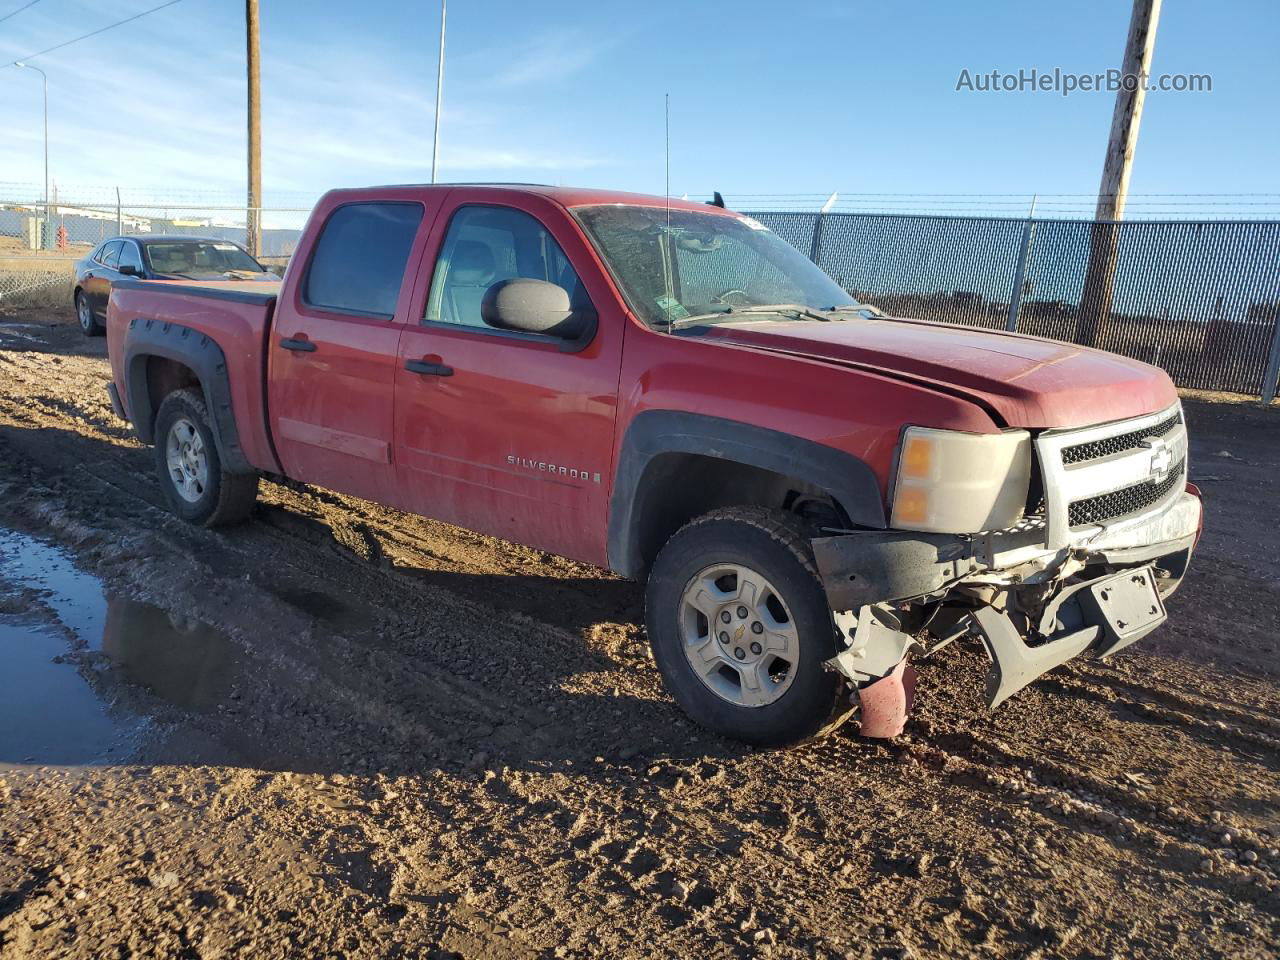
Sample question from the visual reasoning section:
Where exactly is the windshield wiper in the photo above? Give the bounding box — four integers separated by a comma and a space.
665, 302, 885, 331
732, 304, 839, 322
662, 306, 735, 330
827, 302, 888, 318
668, 304, 834, 330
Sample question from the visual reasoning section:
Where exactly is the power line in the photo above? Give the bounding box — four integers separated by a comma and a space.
0, 0, 44, 25
2, 0, 190, 69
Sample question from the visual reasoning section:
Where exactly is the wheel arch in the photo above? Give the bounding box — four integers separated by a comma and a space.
607, 411, 887, 579
122, 318, 253, 474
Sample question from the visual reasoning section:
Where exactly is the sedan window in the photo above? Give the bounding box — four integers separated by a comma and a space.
118, 242, 143, 273
100, 241, 123, 269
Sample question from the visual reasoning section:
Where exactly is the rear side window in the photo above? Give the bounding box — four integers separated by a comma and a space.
303, 203, 424, 317
118, 242, 143, 272
99, 240, 122, 268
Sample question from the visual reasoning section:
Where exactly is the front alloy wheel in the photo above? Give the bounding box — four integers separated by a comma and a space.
646, 507, 852, 746
679, 562, 800, 708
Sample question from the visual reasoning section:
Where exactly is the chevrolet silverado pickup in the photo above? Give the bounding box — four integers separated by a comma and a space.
105, 185, 1203, 746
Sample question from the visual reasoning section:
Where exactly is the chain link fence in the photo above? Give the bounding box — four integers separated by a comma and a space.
0, 184, 309, 310
750, 211, 1280, 401
3, 185, 1278, 400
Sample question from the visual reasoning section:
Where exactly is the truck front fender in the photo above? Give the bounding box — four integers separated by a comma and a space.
121, 317, 254, 475
607, 410, 887, 578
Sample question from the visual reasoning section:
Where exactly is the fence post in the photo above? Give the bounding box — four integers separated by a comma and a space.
807, 192, 838, 266
1005, 195, 1038, 332
808, 214, 825, 265
115, 187, 122, 236
1261, 310, 1280, 407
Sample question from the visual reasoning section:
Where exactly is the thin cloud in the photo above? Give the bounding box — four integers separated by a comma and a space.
482, 28, 613, 88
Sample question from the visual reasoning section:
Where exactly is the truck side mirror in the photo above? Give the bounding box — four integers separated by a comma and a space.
482, 278, 595, 343
119, 264, 142, 277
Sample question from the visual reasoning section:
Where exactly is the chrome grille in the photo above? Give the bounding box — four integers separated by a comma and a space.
1068, 459, 1185, 527
1061, 410, 1182, 465
1034, 402, 1187, 548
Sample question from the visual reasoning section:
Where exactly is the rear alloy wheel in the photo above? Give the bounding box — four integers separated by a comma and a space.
75, 291, 103, 336
646, 507, 853, 746
153, 388, 258, 526
165, 416, 210, 505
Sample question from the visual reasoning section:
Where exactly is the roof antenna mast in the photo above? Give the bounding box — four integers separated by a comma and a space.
431, 0, 446, 184
664, 92, 673, 329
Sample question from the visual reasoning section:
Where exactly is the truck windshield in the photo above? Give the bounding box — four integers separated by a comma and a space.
143, 241, 266, 278
572, 205, 857, 328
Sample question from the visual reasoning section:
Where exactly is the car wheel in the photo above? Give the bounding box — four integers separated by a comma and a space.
75, 290, 103, 336
645, 506, 853, 746
153, 388, 259, 527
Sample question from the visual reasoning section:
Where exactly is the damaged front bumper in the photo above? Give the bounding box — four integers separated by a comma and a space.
813, 487, 1203, 728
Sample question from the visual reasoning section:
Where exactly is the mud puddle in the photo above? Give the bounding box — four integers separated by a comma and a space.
0, 527, 242, 764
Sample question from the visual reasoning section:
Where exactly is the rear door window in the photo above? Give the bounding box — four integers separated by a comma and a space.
303, 203, 424, 318
118, 241, 143, 272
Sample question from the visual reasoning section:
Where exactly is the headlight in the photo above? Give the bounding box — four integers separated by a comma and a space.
890, 427, 1032, 533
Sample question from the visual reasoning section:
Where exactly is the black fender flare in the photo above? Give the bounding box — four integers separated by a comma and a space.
121, 317, 254, 475
607, 410, 887, 578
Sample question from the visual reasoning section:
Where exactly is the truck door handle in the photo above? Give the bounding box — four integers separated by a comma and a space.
279, 337, 317, 352
405, 359, 453, 377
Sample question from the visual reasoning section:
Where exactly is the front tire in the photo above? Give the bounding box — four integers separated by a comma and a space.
153, 388, 258, 526
75, 290, 103, 337
645, 507, 852, 746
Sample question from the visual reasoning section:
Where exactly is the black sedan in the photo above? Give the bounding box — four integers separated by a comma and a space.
73, 235, 276, 336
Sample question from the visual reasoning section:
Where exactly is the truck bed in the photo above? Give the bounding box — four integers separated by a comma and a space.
106, 278, 283, 474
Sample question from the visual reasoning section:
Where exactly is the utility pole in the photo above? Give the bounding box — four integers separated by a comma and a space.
246, 0, 263, 257
1095, 0, 1161, 221
1078, 0, 1162, 347
431, 0, 446, 183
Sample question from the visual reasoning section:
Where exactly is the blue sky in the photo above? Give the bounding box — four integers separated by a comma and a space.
1, 0, 1276, 211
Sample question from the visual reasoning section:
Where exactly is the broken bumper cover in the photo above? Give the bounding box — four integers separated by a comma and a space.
813, 489, 1203, 710
974, 564, 1166, 707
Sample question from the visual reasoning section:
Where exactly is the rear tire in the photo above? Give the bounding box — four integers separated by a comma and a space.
153, 388, 258, 527
75, 290, 103, 337
645, 507, 853, 747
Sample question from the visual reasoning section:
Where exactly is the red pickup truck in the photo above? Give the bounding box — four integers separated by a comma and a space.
105, 184, 1202, 746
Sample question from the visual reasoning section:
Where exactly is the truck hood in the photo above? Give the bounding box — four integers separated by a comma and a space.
702, 316, 1177, 429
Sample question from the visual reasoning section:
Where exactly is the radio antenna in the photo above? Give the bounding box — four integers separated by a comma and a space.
664, 92, 673, 329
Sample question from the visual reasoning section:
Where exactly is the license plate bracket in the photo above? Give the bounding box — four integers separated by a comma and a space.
1080, 565, 1166, 658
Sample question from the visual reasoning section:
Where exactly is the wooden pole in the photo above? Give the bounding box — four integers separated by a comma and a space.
246, 0, 262, 257
1078, 0, 1162, 347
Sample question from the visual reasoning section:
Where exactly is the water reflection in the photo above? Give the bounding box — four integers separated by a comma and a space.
101, 598, 239, 712
0, 526, 241, 764
0, 617, 126, 764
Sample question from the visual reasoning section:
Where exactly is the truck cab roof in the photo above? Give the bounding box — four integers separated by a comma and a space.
323, 183, 738, 215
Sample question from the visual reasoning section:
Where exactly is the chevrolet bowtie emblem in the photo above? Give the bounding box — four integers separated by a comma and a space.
1141, 437, 1173, 483
734, 624, 746, 641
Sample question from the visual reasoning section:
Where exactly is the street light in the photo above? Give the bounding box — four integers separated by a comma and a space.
15, 61, 49, 249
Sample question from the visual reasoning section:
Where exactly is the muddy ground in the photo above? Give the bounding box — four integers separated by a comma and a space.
0, 306, 1277, 959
